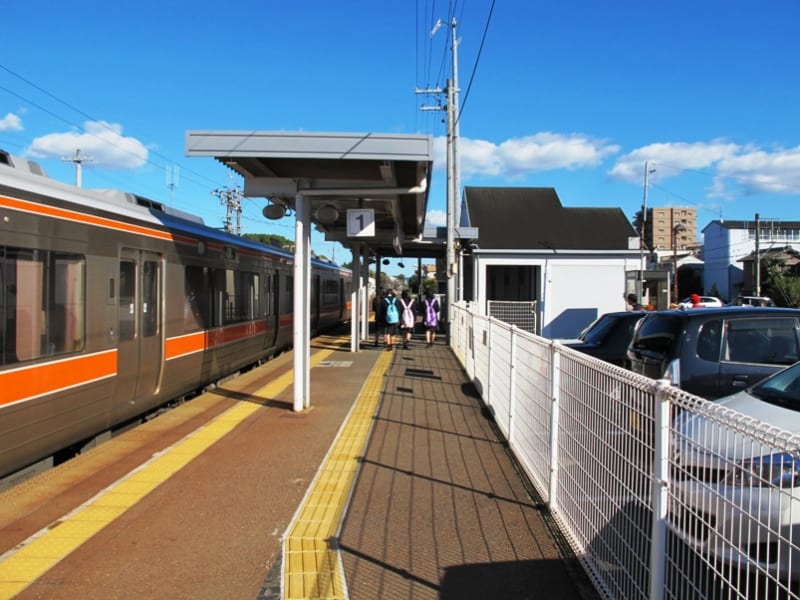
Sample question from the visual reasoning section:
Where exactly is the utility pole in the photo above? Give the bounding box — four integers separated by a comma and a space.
417, 17, 462, 334
212, 186, 243, 234
755, 213, 761, 296
450, 18, 462, 234
639, 161, 655, 301
166, 165, 180, 206
446, 77, 456, 325
62, 148, 93, 188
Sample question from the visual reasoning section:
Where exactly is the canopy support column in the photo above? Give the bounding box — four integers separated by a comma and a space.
350, 243, 363, 352
293, 192, 311, 412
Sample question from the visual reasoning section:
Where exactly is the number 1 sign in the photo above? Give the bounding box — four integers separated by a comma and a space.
347, 209, 375, 238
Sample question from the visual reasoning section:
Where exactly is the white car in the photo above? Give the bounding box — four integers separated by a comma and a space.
678, 295, 724, 308
672, 362, 800, 580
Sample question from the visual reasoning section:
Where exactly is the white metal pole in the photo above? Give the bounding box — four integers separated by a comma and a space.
293, 193, 311, 412
649, 379, 671, 600
351, 243, 361, 352
548, 347, 561, 509
361, 246, 370, 343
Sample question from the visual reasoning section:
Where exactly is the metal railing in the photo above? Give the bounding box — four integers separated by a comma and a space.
487, 300, 537, 334
450, 302, 800, 600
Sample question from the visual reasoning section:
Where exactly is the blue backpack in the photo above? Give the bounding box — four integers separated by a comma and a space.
385, 297, 399, 324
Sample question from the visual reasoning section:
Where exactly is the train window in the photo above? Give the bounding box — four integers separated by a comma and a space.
210, 268, 259, 325
1, 247, 85, 365
141, 261, 160, 338
118, 261, 135, 341
284, 275, 294, 314
323, 278, 340, 306
184, 266, 207, 331
266, 272, 277, 317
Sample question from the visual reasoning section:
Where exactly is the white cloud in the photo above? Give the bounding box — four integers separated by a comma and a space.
434, 132, 620, 179
716, 147, 800, 196
0, 113, 23, 131
608, 140, 740, 182
608, 140, 800, 197
26, 121, 148, 169
425, 209, 446, 227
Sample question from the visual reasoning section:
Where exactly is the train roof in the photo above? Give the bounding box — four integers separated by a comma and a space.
0, 149, 348, 273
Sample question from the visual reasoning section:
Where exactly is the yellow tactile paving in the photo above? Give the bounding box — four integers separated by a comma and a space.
283, 348, 392, 600
0, 343, 339, 598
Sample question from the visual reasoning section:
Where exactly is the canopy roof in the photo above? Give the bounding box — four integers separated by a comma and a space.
186, 130, 437, 257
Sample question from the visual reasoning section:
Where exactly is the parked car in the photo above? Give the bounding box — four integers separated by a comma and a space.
626, 307, 800, 399
678, 295, 724, 309
672, 361, 800, 580
731, 295, 776, 307
561, 311, 645, 367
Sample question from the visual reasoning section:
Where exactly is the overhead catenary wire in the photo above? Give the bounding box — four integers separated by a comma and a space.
0, 63, 225, 192
456, 0, 496, 126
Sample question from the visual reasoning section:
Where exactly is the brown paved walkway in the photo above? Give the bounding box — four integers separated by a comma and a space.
337, 338, 599, 600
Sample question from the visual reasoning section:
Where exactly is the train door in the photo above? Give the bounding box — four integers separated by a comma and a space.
311, 274, 320, 332
115, 248, 163, 409
265, 269, 278, 349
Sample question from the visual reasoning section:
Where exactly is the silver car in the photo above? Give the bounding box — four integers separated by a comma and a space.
672, 362, 800, 581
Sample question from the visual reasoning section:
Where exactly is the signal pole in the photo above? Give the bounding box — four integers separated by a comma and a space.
62, 148, 93, 188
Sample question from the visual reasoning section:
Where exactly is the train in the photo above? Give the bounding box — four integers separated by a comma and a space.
0, 150, 352, 487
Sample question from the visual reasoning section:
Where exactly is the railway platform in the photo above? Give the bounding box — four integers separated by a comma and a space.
0, 330, 599, 600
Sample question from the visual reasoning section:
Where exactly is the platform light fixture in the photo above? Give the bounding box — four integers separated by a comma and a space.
262, 203, 287, 220
314, 205, 338, 224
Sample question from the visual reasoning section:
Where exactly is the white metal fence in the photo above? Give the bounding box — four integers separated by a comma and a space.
450, 302, 800, 600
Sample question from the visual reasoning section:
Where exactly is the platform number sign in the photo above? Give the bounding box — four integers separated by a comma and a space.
347, 208, 375, 238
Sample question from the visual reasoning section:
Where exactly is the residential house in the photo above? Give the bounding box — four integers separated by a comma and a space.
459, 187, 641, 339
738, 246, 800, 299
702, 219, 800, 301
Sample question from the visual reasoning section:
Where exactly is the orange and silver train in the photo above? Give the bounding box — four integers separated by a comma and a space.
0, 150, 351, 486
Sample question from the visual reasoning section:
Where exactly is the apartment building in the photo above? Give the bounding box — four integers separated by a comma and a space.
645, 206, 697, 250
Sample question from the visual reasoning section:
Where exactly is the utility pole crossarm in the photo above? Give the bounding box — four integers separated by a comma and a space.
62, 148, 93, 188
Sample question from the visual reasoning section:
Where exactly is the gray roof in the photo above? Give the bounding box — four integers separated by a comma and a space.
462, 187, 637, 251
703, 219, 800, 233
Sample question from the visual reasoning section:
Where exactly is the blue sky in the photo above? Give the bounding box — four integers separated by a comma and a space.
2, 1, 799, 276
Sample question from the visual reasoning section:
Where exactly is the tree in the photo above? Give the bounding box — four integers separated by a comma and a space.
243, 233, 294, 252
632, 209, 652, 251
760, 256, 800, 307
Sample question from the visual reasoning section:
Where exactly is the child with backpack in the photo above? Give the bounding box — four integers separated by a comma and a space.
381, 289, 400, 351
422, 291, 440, 347
398, 290, 416, 349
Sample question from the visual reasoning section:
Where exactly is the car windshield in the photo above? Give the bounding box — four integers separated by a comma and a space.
579, 315, 618, 343
750, 361, 800, 409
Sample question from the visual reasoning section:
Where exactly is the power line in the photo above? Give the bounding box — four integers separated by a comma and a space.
457, 0, 496, 126
0, 63, 223, 190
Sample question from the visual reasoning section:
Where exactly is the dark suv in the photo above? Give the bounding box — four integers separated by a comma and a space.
626, 307, 800, 399
562, 311, 645, 367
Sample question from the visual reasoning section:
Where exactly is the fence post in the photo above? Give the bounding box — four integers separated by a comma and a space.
508, 325, 517, 445
649, 380, 671, 600
486, 318, 493, 411
548, 344, 561, 511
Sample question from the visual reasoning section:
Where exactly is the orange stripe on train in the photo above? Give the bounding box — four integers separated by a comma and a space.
0, 350, 117, 407
165, 321, 269, 360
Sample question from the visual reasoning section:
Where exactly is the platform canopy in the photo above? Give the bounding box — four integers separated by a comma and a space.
185, 130, 435, 258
